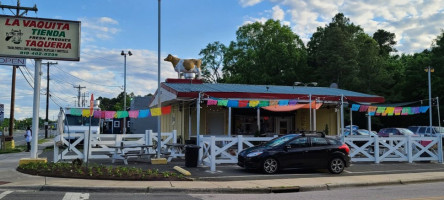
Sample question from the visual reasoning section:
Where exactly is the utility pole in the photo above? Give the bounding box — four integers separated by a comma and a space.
0, 0, 38, 138
42, 62, 57, 139
73, 85, 85, 107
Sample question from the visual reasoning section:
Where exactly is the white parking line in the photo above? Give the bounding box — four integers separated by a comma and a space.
0, 191, 13, 200
62, 192, 90, 200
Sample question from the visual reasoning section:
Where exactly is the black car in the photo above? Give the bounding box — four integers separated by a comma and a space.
238, 133, 351, 174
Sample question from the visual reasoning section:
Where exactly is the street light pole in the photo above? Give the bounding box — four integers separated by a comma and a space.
426, 66, 434, 131
121, 51, 132, 134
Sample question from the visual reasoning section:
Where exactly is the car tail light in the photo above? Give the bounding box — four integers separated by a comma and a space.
339, 143, 350, 154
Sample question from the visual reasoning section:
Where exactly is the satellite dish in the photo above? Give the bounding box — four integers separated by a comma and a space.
329, 83, 338, 88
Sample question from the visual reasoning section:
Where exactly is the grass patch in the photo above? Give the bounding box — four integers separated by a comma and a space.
0, 145, 25, 154
17, 161, 189, 181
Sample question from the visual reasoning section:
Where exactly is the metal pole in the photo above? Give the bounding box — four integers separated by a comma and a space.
340, 95, 345, 138
437, 97, 441, 128
156, 0, 162, 158
196, 93, 201, 146
368, 113, 371, 133
8, 66, 17, 137
428, 66, 433, 131
309, 94, 312, 131
257, 107, 260, 133
123, 54, 127, 134
31, 59, 42, 158
228, 107, 231, 137
45, 62, 49, 138
350, 108, 352, 128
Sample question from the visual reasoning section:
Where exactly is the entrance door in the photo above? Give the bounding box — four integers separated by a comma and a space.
276, 117, 292, 134
207, 112, 225, 135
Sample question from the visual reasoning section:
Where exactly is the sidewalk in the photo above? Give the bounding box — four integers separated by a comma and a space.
1, 141, 444, 193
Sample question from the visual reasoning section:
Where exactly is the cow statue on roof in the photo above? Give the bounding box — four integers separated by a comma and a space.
164, 54, 202, 79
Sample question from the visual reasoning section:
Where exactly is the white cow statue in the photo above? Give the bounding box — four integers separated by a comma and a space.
164, 54, 202, 79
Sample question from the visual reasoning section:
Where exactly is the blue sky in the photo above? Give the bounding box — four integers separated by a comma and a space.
0, 0, 443, 120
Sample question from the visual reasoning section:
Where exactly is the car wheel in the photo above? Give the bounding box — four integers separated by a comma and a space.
262, 158, 279, 174
328, 157, 345, 174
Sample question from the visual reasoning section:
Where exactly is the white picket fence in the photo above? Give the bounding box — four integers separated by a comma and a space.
53, 130, 178, 163
344, 135, 443, 163
198, 135, 277, 172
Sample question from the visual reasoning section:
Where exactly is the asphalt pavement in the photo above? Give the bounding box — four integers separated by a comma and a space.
1, 141, 444, 193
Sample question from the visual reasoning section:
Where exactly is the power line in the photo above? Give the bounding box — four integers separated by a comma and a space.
53, 65, 121, 88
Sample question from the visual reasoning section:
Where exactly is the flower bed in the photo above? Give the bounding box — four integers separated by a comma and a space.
17, 162, 190, 181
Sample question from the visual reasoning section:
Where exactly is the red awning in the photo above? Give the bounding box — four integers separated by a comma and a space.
262, 102, 323, 112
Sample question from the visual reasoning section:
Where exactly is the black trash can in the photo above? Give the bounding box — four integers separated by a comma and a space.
185, 145, 200, 167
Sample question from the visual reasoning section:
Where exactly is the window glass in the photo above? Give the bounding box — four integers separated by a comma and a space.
288, 137, 308, 148
418, 127, 426, 134
311, 137, 329, 146
327, 138, 340, 145
263, 134, 296, 147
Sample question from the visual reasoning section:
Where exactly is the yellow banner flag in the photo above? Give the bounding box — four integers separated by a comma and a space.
82, 109, 91, 117
151, 108, 161, 116
249, 100, 259, 107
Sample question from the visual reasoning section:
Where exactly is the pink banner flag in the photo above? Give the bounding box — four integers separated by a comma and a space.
129, 110, 139, 118
359, 105, 369, 112
93, 111, 102, 118
394, 107, 402, 115
207, 99, 217, 106
105, 111, 116, 119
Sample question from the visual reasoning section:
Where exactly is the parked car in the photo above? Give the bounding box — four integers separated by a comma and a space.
377, 128, 416, 137
237, 133, 351, 174
408, 126, 444, 137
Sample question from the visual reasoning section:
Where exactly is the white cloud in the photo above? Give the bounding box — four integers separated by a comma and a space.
79, 17, 121, 43
272, 5, 285, 21
239, 0, 264, 7
243, 0, 444, 54
99, 17, 119, 25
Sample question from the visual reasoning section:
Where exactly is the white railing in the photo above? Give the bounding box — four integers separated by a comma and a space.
199, 135, 277, 172
344, 135, 443, 163
53, 130, 179, 163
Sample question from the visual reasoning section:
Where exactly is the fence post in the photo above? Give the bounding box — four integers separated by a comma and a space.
408, 135, 413, 163
375, 135, 380, 164
238, 135, 243, 153
439, 134, 443, 163
198, 135, 203, 165
173, 130, 177, 144
210, 136, 216, 172
147, 130, 154, 153
83, 131, 89, 163
53, 136, 59, 163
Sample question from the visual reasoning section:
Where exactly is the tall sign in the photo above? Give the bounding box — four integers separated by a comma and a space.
0, 15, 80, 61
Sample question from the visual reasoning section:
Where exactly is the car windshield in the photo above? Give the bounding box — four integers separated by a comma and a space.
433, 127, 444, 133
263, 134, 297, 147
399, 128, 414, 135
356, 129, 370, 135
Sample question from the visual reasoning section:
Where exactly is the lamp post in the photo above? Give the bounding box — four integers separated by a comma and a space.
425, 66, 434, 132
121, 50, 132, 134
294, 82, 318, 131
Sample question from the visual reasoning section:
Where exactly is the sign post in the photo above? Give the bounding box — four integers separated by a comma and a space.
86, 94, 94, 166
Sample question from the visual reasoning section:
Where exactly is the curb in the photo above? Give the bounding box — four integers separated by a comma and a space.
2, 177, 444, 194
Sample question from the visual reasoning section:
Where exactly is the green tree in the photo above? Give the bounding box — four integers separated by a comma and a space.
199, 41, 226, 83
97, 92, 134, 111
308, 13, 364, 89
373, 29, 397, 56
222, 19, 308, 85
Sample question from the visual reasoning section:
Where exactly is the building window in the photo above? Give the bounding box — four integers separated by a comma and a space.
114, 121, 120, 128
